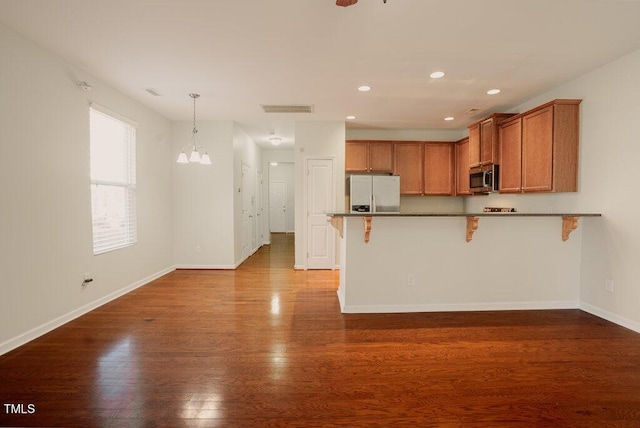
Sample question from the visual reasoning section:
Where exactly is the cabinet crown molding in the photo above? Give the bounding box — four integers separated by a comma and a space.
498, 99, 583, 126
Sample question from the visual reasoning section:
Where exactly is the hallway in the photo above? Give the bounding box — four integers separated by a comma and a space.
2, 234, 640, 426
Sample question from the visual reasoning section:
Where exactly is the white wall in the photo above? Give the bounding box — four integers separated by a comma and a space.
339, 216, 582, 313
173, 121, 235, 268
173, 121, 262, 268
464, 48, 640, 331
400, 196, 464, 213
233, 124, 263, 265
262, 149, 295, 164
294, 122, 346, 269
0, 23, 174, 354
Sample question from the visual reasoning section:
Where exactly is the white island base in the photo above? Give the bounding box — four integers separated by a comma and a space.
332, 213, 600, 314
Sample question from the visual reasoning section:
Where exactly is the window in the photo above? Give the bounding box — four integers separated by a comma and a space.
90, 106, 137, 255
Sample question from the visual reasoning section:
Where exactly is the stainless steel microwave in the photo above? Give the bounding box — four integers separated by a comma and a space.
469, 165, 498, 193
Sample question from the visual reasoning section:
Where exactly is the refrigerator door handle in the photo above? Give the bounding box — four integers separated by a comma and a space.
371, 194, 375, 213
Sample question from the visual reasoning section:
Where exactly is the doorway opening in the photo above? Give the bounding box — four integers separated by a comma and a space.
268, 162, 295, 235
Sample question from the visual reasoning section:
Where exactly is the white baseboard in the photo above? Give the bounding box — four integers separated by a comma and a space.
337, 289, 346, 311
294, 264, 306, 270
0, 266, 175, 356
580, 302, 640, 334
233, 246, 260, 268
339, 300, 580, 314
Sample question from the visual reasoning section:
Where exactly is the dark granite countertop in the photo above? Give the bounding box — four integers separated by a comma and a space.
327, 212, 602, 217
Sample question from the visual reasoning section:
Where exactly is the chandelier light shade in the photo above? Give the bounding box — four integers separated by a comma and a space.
177, 93, 211, 165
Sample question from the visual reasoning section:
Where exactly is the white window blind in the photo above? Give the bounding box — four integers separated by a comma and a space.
90, 106, 137, 255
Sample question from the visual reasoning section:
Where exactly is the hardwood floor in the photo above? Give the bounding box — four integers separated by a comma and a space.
2, 233, 640, 427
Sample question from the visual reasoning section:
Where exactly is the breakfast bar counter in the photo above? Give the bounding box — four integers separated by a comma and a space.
327, 212, 601, 314
328, 212, 602, 243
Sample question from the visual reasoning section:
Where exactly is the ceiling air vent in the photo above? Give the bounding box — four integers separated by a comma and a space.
260, 104, 314, 114
145, 87, 163, 97
464, 108, 482, 115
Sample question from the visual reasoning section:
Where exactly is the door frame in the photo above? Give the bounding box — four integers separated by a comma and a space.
268, 180, 287, 233
256, 169, 264, 249
240, 161, 252, 261
302, 156, 336, 270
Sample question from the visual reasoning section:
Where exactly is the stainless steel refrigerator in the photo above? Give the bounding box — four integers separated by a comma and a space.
348, 175, 400, 213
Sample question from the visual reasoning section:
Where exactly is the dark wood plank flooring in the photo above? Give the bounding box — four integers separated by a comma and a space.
2, 233, 640, 427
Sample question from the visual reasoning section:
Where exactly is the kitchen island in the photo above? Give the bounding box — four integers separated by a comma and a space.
328, 212, 601, 314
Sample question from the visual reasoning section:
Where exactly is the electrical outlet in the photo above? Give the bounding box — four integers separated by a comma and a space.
195, 245, 201, 254
82, 273, 93, 287
604, 279, 614, 293
407, 274, 416, 286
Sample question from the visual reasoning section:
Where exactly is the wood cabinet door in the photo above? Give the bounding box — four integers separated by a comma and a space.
480, 118, 496, 165
424, 143, 455, 195
393, 142, 423, 195
455, 138, 470, 195
468, 124, 481, 167
498, 118, 522, 193
550, 103, 580, 192
345, 141, 368, 172
522, 106, 553, 192
368, 142, 393, 173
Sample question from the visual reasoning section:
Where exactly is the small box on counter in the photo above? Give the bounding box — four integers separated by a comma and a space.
483, 207, 517, 213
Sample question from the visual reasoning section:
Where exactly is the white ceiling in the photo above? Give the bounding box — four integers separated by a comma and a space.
2, 0, 640, 149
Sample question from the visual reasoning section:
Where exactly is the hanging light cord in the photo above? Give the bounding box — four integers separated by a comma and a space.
191, 93, 199, 139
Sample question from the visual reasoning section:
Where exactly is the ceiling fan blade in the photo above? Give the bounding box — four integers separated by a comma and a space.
336, 0, 358, 6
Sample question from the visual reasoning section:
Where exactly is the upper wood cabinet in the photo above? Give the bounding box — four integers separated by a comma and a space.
498, 99, 581, 194
368, 142, 394, 172
522, 106, 554, 192
468, 124, 481, 167
345, 141, 368, 172
424, 142, 455, 195
522, 100, 580, 192
468, 113, 516, 167
455, 137, 471, 196
392, 142, 455, 196
345, 140, 393, 173
498, 118, 523, 193
393, 142, 424, 195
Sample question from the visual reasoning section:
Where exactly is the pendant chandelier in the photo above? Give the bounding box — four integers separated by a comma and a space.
177, 93, 211, 165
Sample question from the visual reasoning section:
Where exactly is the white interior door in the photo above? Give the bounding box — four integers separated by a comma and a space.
256, 170, 264, 246
241, 162, 252, 259
269, 181, 286, 233
306, 158, 334, 269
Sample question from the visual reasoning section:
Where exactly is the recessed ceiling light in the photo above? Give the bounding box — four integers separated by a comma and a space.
444, 116, 455, 121
358, 85, 371, 92
487, 89, 501, 95
430, 71, 445, 79
270, 162, 278, 166
346, 115, 356, 120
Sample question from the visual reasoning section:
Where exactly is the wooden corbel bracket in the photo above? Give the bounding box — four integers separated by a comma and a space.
329, 216, 344, 238
466, 216, 479, 242
562, 216, 579, 242
328, 216, 372, 243
364, 216, 372, 243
